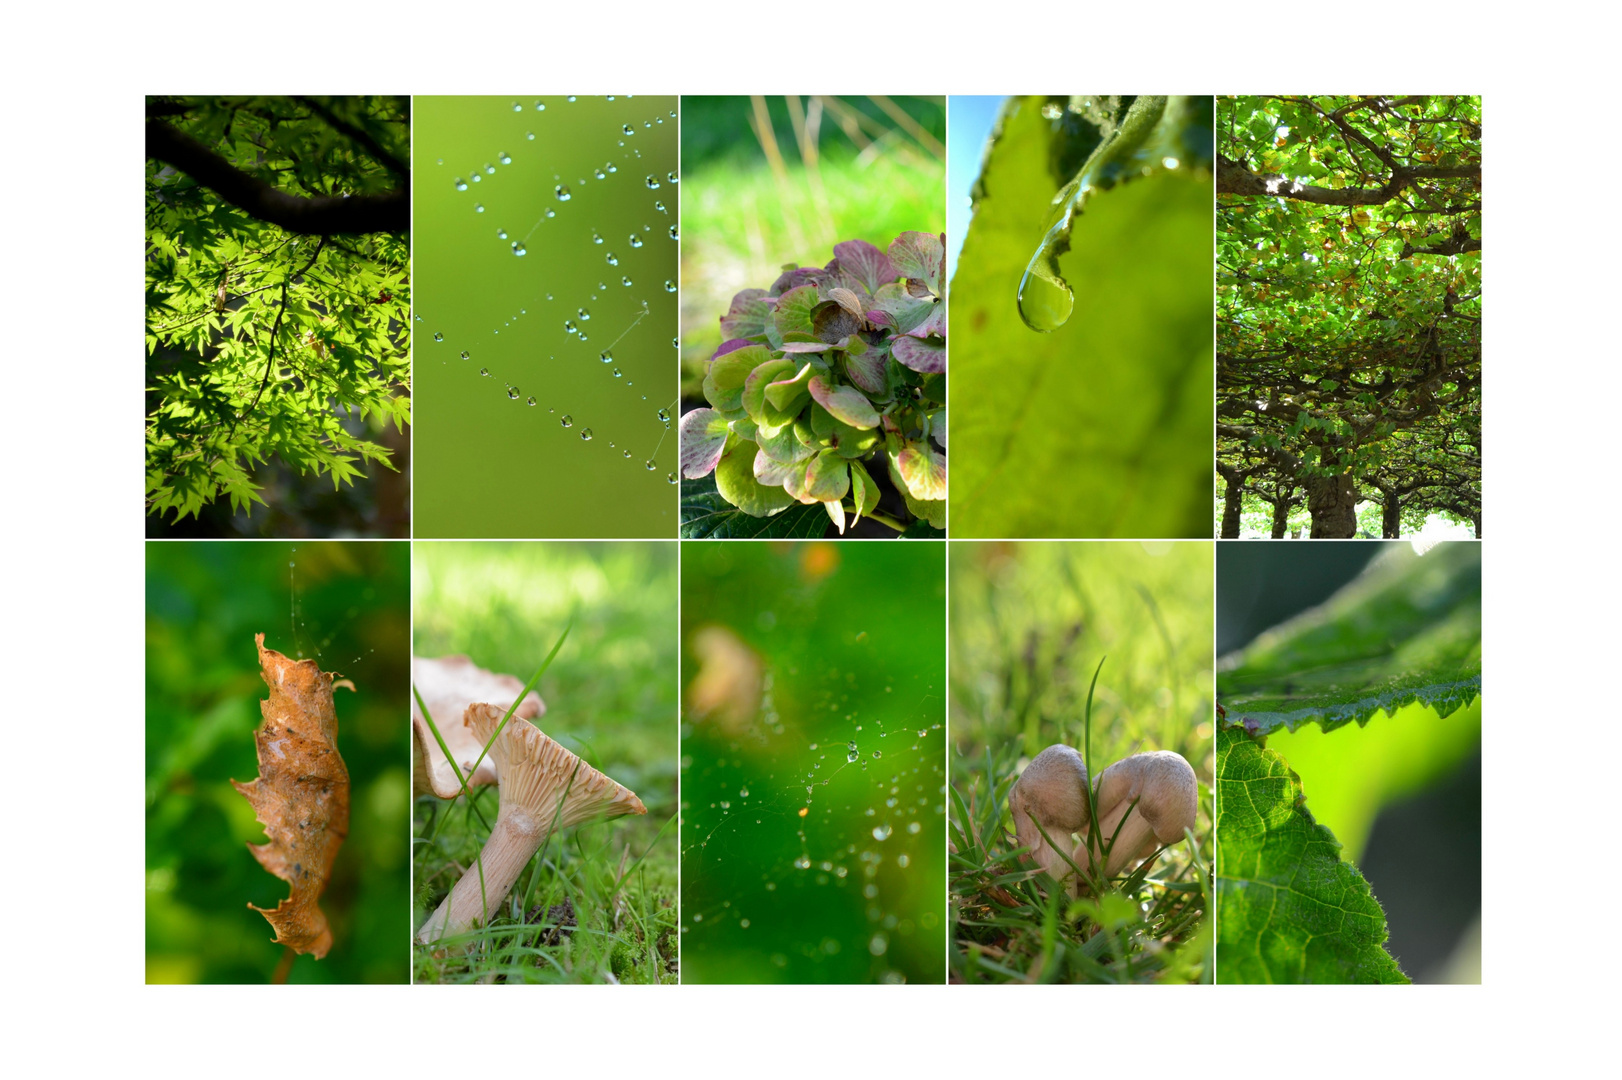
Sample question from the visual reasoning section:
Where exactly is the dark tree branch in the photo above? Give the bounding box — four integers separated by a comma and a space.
294, 96, 409, 181
147, 120, 407, 235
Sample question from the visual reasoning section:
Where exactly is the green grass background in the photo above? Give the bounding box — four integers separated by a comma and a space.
680, 541, 947, 983
679, 96, 945, 398
414, 96, 680, 538
411, 541, 678, 983
145, 541, 410, 984
949, 540, 1214, 982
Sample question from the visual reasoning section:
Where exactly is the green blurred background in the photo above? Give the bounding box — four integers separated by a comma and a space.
412, 541, 678, 983
681, 541, 947, 983
679, 96, 945, 401
145, 541, 409, 984
1217, 542, 1481, 983
414, 96, 679, 538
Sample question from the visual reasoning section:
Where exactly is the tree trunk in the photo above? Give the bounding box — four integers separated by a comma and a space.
1382, 490, 1401, 539
1472, 510, 1481, 539
1306, 473, 1358, 538
1271, 497, 1291, 538
1220, 479, 1243, 538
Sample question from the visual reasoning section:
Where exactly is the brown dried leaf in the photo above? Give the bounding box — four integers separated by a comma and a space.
230, 634, 350, 958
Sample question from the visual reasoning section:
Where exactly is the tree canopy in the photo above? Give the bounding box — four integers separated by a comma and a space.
145, 97, 411, 534
1216, 96, 1481, 538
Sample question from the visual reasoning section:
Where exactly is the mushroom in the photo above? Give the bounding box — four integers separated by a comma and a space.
1007, 745, 1091, 887
416, 703, 646, 944
1078, 751, 1198, 879
411, 655, 545, 799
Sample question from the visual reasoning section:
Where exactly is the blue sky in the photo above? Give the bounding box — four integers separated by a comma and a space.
946, 96, 1004, 287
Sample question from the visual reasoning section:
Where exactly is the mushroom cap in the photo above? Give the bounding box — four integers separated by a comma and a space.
1092, 750, 1198, 844
411, 655, 545, 799
463, 702, 646, 826
1009, 745, 1091, 834
1008, 744, 1090, 884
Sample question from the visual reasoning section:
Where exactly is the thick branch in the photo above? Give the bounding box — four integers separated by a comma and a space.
1217, 153, 1479, 208
147, 120, 407, 235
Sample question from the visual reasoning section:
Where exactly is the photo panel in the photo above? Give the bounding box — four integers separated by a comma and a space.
1214, 95, 1481, 540
947, 96, 1215, 539
678, 96, 947, 539
410, 541, 679, 983
413, 96, 681, 538
1214, 540, 1481, 982
144, 96, 412, 539
950, 540, 1215, 983
145, 540, 410, 983
680, 540, 948, 982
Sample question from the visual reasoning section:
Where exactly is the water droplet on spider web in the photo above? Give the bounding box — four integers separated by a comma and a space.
645, 175, 660, 189
629, 235, 643, 248
580, 428, 593, 441
500, 152, 512, 164
606, 252, 619, 265
474, 203, 485, 213
560, 414, 573, 428
460, 350, 470, 360
454, 178, 468, 191
555, 184, 571, 201
665, 280, 676, 293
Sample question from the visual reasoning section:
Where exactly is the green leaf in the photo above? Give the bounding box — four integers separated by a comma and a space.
679, 476, 828, 539
949, 96, 1213, 538
715, 444, 795, 518
808, 376, 879, 429
703, 344, 770, 413
1214, 727, 1408, 984
1218, 544, 1481, 736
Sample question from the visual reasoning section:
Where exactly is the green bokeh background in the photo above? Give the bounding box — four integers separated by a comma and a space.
145, 541, 409, 984
681, 541, 947, 983
679, 96, 946, 398
410, 541, 678, 982
948, 97, 1214, 538
414, 96, 679, 538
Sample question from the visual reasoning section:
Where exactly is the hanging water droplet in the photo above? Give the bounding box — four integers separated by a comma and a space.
606, 252, 619, 265
645, 459, 656, 471
512, 102, 523, 112
507, 386, 520, 400
669, 225, 679, 240
555, 184, 572, 201
470, 173, 480, 182
623, 124, 635, 135
645, 175, 660, 189
872, 824, 892, 841
667, 171, 679, 184
663, 280, 676, 294
654, 200, 666, 213
599, 349, 613, 363
527, 396, 537, 406
565, 319, 577, 333
612, 368, 623, 378
578, 307, 591, 320
474, 203, 485, 213
606, 162, 617, 173
454, 178, 468, 191
872, 750, 882, 759
535, 101, 546, 111
622, 276, 633, 286
484, 164, 495, 175
526, 131, 535, 140
546, 208, 556, 218
460, 350, 470, 360
432, 332, 444, 342
667, 472, 677, 484
1012, 252, 1077, 330
622, 449, 632, 459
512, 242, 526, 256
566, 95, 576, 102
480, 367, 489, 376
629, 235, 643, 248
592, 231, 604, 245
578, 330, 588, 341
560, 415, 573, 428
580, 428, 593, 441
500, 152, 512, 164
657, 408, 670, 422
497, 227, 508, 239
595, 168, 606, 180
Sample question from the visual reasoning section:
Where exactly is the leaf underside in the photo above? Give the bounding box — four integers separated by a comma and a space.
1214, 727, 1407, 984
1217, 543, 1481, 736
230, 634, 350, 958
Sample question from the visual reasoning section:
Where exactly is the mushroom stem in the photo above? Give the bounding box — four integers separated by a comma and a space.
418, 803, 550, 944
1075, 750, 1197, 882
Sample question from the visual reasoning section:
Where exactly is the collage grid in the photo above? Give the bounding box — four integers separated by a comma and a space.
143, 94, 1480, 987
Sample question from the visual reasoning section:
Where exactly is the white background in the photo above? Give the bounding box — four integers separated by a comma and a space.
6, 2, 1611, 1072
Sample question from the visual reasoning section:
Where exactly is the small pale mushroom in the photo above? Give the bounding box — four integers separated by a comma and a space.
1007, 744, 1091, 887
411, 655, 545, 799
1078, 750, 1198, 879
416, 703, 646, 944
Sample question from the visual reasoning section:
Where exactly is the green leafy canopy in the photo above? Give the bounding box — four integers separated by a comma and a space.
145, 97, 411, 522
1216, 96, 1482, 539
